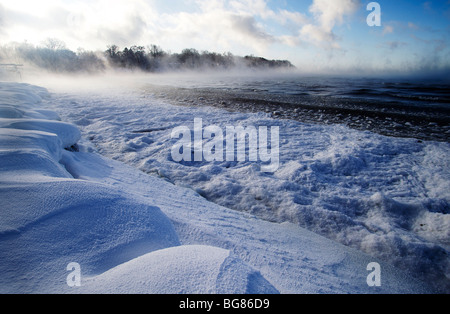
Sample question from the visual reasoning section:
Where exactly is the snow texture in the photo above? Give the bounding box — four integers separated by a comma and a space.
81, 245, 279, 294
44, 79, 449, 293
0, 82, 277, 294
0, 81, 446, 294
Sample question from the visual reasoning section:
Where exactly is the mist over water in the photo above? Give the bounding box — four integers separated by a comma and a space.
2, 60, 449, 143
3, 62, 448, 142
139, 72, 450, 142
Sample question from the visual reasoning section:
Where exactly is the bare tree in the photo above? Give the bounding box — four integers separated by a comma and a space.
41, 38, 67, 50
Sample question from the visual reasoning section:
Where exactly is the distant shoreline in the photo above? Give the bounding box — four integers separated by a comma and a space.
0, 43, 295, 74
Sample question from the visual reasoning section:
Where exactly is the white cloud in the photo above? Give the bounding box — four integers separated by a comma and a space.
0, 0, 160, 49
229, 0, 275, 19
277, 10, 309, 26
299, 24, 339, 48
0, 4, 5, 33
230, 14, 275, 43
299, 0, 360, 48
309, 0, 359, 31
382, 25, 394, 36
0, 0, 359, 60
0, 0, 285, 55
155, 3, 275, 55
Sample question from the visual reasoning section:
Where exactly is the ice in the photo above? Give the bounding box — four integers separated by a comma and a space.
0, 81, 445, 293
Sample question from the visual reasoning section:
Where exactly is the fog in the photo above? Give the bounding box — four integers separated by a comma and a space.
0, 42, 293, 75
1, 40, 449, 95
0, 41, 301, 95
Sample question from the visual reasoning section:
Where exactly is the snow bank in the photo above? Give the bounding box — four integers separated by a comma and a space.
82, 245, 278, 294
0, 82, 280, 294
44, 82, 449, 293
0, 83, 179, 293
0, 118, 81, 149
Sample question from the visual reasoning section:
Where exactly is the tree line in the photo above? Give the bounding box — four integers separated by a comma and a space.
0, 40, 295, 74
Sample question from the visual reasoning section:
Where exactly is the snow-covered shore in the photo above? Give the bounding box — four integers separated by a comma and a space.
0, 81, 445, 293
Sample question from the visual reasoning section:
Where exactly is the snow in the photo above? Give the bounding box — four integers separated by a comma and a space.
43, 78, 449, 292
0, 81, 446, 294
0, 118, 81, 149
81, 245, 279, 294
0, 83, 180, 293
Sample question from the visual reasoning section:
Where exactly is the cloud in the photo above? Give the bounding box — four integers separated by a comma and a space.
0, 0, 161, 48
230, 15, 275, 43
229, 0, 310, 28
0, 4, 4, 33
153, 0, 306, 55
408, 22, 419, 30
0, 0, 301, 55
309, 0, 359, 32
298, 0, 360, 48
382, 41, 408, 50
97, 14, 148, 47
229, 0, 275, 19
0, 0, 361, 64
412, 34, 448, 53
277, 9, 309, 26
156, 8, 275, 55
382, 25, 394, 35
299, 24, 338, 47
74, 0, 158, 46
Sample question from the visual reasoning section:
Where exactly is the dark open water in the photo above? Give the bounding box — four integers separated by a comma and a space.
145, 74, 450, 142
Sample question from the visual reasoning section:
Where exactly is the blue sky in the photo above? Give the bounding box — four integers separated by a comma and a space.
1, 0, 449, 74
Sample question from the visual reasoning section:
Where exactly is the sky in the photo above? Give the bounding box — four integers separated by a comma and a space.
1, 0, 449, 74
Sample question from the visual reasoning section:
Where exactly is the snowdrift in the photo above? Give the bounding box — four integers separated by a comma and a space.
82, 245, 278, 294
